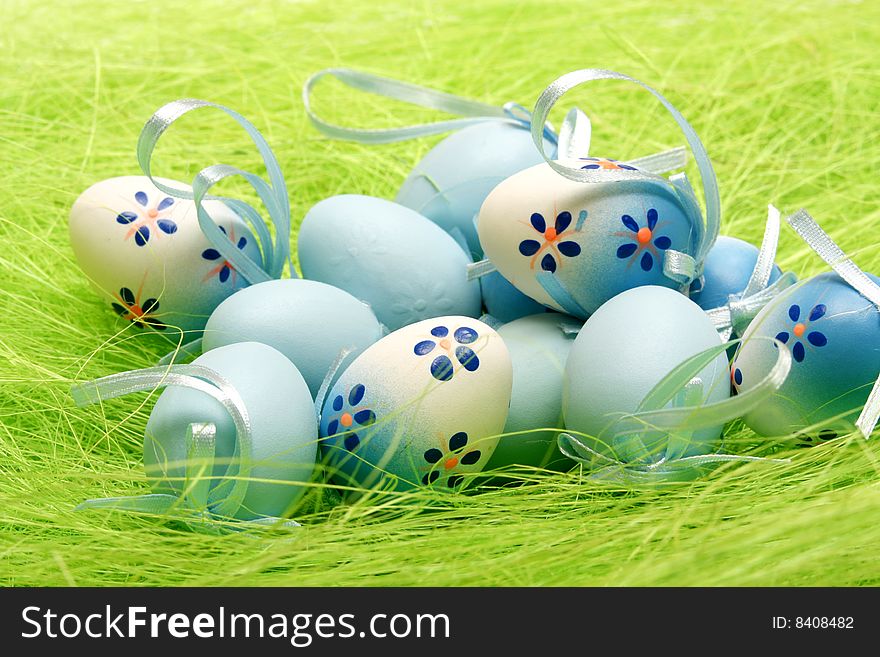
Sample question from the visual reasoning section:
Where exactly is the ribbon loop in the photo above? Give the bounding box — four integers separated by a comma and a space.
785, 208, 880, 438
303, 68, 558, 146
137, 99, 292, 283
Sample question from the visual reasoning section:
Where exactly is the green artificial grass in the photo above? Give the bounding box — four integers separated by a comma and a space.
1, 0, 880, 586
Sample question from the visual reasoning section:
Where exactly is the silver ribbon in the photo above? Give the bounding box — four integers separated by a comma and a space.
785, 209, 880, 438
72, 365, 299, 532
705, 205, 797, 340
559, 336, 792, 484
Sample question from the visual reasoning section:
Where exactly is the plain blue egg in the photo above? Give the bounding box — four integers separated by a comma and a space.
298, 194, 482, 331
144, 342, 318, 520
732, 271, 880, 438
480, 270, 548, 322
486, 313, 580, 472
202, 279, 383, 398
395, 121, 556, 258
691, 235, 783, 310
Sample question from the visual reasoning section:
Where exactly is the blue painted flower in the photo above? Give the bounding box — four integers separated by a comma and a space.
421, 431, 482, 487
413, 325, 480, 381
517, 211, 582, 273
110, 286, 166, 330
324, 383, 377, 452
613, 208, 671, 272
202, 225, 248, 284
774, 303, 828, 363
578, 157, 637, 171
116, 191, 177, 246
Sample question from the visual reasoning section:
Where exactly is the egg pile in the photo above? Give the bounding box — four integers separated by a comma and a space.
68, 68, 879, 528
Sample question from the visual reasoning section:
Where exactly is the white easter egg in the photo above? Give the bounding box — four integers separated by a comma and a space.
318, 316, 512, 491
477, 159, 701, 318
563, 286, 729, 463
69, 176, 262, 333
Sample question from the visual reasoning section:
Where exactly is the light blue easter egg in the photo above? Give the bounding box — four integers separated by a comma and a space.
732, 272, 880, 438
480, 270, 548, 323
563, 286, 730, 463
395, 121, 556, 259
202, 279, 383, 398
144, 341, 317, 520
319, 317, 512, 492
478, 159, 703, 319
691, 235, 783, 311
298, 195, 482, 331
69, 176, 262, 333
485, 313, 580, 472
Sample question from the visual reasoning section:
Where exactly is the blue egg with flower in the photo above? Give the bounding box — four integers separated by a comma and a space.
732, 272, 880, 437
298, 195, 482, 331
319, 316, 512, 492
395, 121, 556, 259
478, 159, 702, 319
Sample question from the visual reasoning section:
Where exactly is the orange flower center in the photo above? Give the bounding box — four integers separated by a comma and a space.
439, 338, 451, 350
129, 305, 143, 317
444, 457, 459, 470
340, 412, 353, 427
544, 227, 557, 242
637, 227, 652, 244
148, 209, 159, 218
793, 323, 806, 338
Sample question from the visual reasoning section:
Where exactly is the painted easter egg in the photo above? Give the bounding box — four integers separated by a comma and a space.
731, 272, 880, 438
202, 279, 384, 398
478, 159, 701, 319
396, 121, 556, 258
69, 176, 261, 333
144, 341, 317, 520
319, 316, 512, 491
691, 235, 783, 311
485, 313, 580, 472
563, 286, 730, 463
480, 270, 548, 323
298, 195, 482, 331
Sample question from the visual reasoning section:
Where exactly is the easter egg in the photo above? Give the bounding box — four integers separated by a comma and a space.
144, 341, 317, 520
691, 235, 783, 311
319, 316, 512, 491
69, 176, 261, 333
396, 121, 556, 258
480, 270, 548, 323
485, 313, 580, 472
478, 160, 702, 318
202, 279, 383, 397
731, 272, 880, 438
298, 195, 482, 331
563, 286, 730, 463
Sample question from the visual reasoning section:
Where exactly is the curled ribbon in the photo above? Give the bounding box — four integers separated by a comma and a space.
785, 209, 880, 439
704, 205, 798, 340
529, 69, 720, 287
559, 336, 792, 485
71, 365, 299, 533
137, 99, 293, 285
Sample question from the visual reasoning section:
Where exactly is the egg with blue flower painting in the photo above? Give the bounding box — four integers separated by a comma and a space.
395, 121, 556, 259
69, 176, 261, 333
299, 194, 481, 331
319, 316, 512, 492
477, 159, 702, 319
144, 341, 318, 520
563, 286, 730, 464
731, 272, 880, 438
